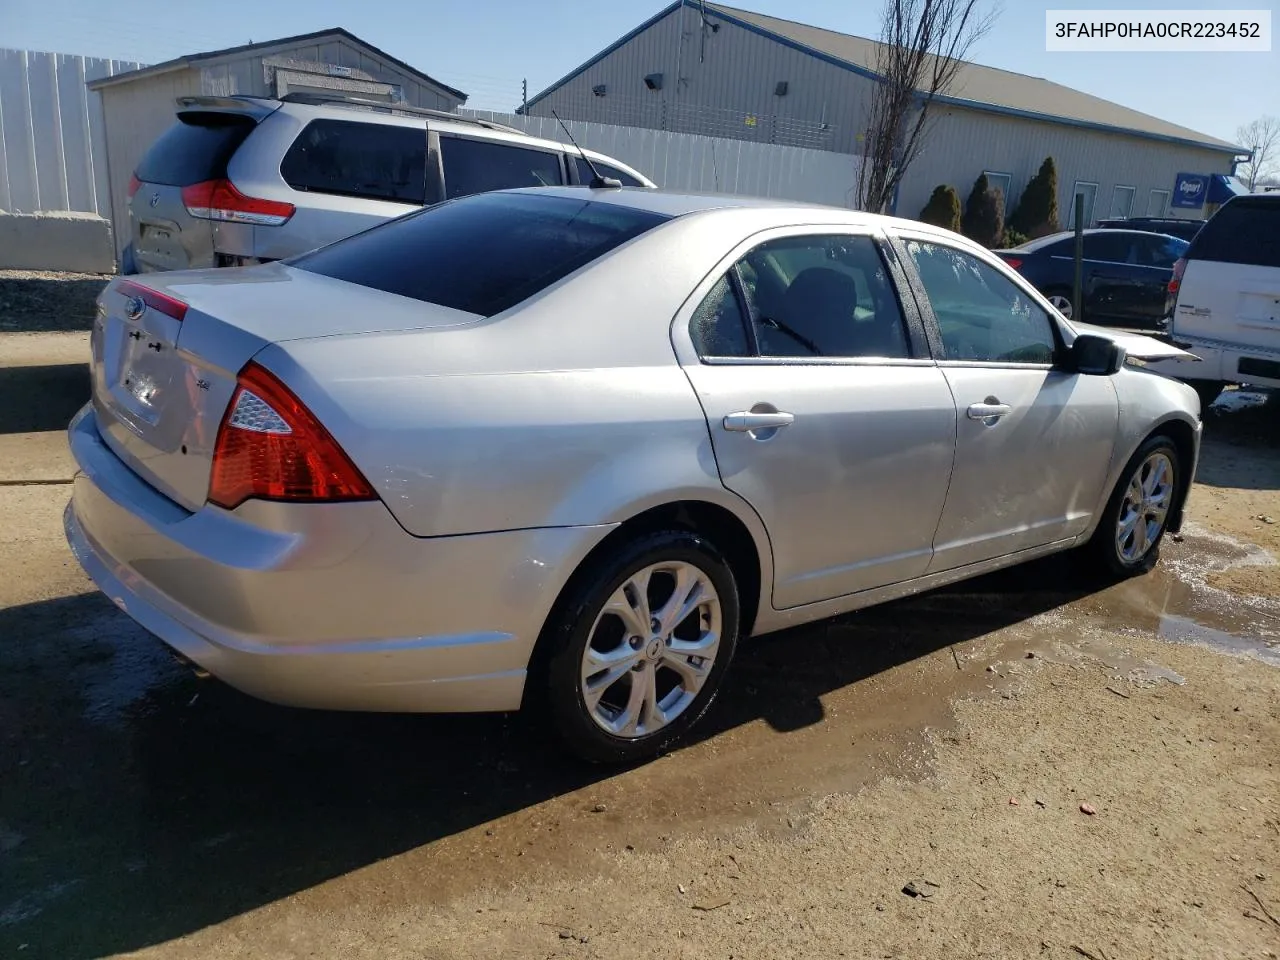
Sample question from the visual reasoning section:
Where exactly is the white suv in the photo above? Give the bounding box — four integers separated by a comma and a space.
1159, 193, 1280, 406
123, 92, 655, 274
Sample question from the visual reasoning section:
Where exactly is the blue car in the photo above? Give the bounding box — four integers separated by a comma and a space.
993, 229, 1187, 330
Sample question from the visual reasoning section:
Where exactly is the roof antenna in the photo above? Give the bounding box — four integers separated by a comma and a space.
550, 108, 622, 189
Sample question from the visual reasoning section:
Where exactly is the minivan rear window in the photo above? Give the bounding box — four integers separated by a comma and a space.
289, 191, 670, 316
135, 112, 256, 186
1187, 197, 1280, 268
281, 119, 428, 205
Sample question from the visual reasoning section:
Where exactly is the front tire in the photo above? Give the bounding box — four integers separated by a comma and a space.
537, 529, 740, 764
1087, 435, 1180, 579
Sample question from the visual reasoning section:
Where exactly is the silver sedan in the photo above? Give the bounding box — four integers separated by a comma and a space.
65, 186, 1202, 763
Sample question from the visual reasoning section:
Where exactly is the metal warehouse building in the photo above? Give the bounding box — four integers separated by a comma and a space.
524, 0, 1245, 224
86, 29, 467, 260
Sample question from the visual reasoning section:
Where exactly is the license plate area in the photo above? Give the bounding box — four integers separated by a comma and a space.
103, 313, 181, 430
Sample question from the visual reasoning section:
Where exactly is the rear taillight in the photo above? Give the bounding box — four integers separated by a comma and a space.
128, 174, 141, 199
1168, 257, 1186, 295
1002, 257, 1023, 270
116, 279, 188, 322
181, 179, 295, 227
208, 362, 375, 511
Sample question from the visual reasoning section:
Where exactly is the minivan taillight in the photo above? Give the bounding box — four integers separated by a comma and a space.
208, 362, 375, 510
116, 280, 188, 322
181, 179, 295, 227
1168, 257, 1186, 295
128, 174, 142, 199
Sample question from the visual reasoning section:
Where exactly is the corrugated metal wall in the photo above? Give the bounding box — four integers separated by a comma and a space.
525, 4, 876, 154
897, 106, 1237, 225
0, 49, 144, 215
464, 109, 863, 207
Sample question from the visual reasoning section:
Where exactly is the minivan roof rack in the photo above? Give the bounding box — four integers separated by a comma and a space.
277, 92, 525, 134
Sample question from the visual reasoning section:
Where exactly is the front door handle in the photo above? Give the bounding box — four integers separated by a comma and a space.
967, 402, 1011, 422
723, 410, 795, 432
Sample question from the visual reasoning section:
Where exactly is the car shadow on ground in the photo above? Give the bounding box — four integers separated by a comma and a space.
0, 552, 1101, 959
0, 363, 90, 434
1194, 389, 1279, 492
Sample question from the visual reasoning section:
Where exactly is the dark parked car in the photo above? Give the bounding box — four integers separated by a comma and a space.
1096, 217, 1205, 243
993, 229, 1188, 329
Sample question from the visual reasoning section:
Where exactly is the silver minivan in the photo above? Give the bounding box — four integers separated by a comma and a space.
124, 93, 655, 274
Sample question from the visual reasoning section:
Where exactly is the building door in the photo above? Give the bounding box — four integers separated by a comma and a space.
1069, 181, 1099, 228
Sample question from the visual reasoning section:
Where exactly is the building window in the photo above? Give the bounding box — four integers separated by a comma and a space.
1147, 189, 1170, 216
1109, 184, 1136, 220
1069, 181, 1099, 228
984, 171, 1013, 209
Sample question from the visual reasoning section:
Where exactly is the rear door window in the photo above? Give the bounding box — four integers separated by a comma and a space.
1187, 198, 1280, 268
280, 119, 427, 204
289, 191, 669, 316
1082, 233, 1134, 264
135, 113, 256, 185
440, 136, 564, 199
572, 156, 646, 187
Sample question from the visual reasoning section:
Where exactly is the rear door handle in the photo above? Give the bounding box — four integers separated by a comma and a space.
723, 411, 795, 432
967, 402, 1011, 421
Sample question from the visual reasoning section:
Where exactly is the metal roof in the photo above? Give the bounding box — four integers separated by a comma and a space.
85, 28, 467, 102
527, 0, 1242, 155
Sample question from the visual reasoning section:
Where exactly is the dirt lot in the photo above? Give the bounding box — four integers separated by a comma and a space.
1, 273, 1278, 960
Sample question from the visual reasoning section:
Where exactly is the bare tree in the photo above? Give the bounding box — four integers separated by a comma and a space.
855, 0, 999, 214
1235, 115, 1280, 191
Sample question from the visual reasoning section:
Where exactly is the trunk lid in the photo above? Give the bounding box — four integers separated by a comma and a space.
89, 264, 481, 510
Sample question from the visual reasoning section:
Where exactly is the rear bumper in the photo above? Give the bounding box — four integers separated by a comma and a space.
64, 404, 615, 712
1143, 334, 1280, 388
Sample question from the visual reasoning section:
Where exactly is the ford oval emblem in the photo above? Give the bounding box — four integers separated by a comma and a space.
125, 296, 146, 321
149, 192, 160, 208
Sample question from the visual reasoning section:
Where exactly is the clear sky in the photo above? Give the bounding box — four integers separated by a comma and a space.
2, 0, 1275, 145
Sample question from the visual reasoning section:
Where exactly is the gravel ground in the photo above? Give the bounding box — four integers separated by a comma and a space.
0, 270, 109, 333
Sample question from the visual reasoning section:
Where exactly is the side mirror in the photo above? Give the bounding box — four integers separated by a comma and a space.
1070, 333, 1125, 375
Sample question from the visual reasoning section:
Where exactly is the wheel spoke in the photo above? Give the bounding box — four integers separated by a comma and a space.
583, 657, 639, 709
615, 666, 651, 736
657, 565, 707, 636
661, 648, 712, 687
1143, 457, 1168, 497
602, 576, 651, 638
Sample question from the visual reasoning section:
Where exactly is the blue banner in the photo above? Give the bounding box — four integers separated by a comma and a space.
1171, 173, 1209, 209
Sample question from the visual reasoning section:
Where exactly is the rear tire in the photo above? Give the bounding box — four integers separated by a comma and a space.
535, 529, 740, 765
1085, 435, 1181, 580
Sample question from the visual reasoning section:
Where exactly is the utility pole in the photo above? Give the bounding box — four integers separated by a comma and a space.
521, 78, 527, 114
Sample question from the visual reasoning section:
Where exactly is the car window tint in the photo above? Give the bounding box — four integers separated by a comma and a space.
441, 136, 564, 199
690, 275, 750, 358
1186, 198, 1280, 268
1134, 235, 1187, 268
733, 235, 910, 359
289, 191, 669, 317
572, 156, 645, 187
135, 113, 256, 186
906, 240, 1057, 364
280, 119, 427, 204
1082, 233, 1133, 263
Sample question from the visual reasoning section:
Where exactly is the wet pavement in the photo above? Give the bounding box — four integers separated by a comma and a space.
2, 494, 1276, 960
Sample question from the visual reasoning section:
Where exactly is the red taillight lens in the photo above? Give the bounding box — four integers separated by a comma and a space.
128, 174, 142, 199
116, 279, 188, 322
1002, 257, 1023, 270
181, 179, 295, 227
1168, 257, 1186, 294
208, 362, 375, 510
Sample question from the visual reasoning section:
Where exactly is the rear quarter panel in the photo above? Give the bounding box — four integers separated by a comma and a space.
253, 208, 790, 540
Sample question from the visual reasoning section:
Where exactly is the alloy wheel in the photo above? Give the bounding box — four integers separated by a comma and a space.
580, 561, 721, 739
1115, 451, 1174, 564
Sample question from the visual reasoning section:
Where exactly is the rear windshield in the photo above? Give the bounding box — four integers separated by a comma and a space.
135, 112, 256, 186
1187, 197, 1280, 268
289, 191, 671, 316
